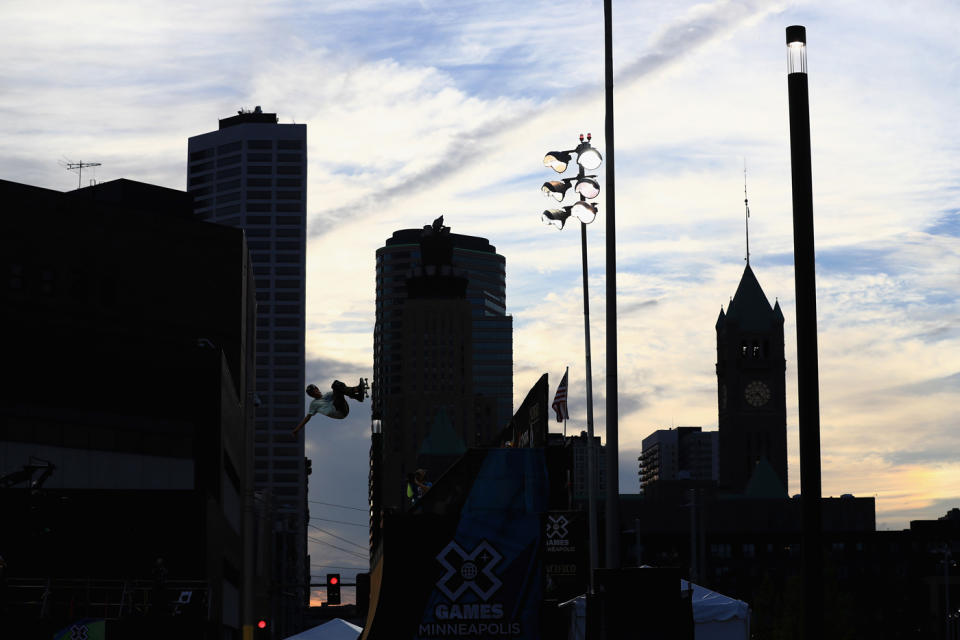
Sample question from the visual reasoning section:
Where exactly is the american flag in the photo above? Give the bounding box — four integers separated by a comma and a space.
551, 368, 569, 422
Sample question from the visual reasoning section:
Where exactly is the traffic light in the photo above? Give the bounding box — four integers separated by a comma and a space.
326, 573, 341, 605
254, 619, 269, 639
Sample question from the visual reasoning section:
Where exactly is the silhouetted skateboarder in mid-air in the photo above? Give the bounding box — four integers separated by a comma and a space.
292, 378, 368, 436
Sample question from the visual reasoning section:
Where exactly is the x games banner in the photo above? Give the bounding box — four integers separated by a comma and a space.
362, 449, 549, 640
543, 510, 588, 602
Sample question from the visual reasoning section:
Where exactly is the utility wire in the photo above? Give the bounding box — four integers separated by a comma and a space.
308, 516, 368, 528
307, 535, 368, 560
308, 500, 368, 512
309, 524, 368, 551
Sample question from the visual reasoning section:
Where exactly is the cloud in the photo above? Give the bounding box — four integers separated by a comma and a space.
3, 0, 960, 535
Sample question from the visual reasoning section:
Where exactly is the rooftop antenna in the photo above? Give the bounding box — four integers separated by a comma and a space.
61, 158, 102, 190
743, 159, 751, 266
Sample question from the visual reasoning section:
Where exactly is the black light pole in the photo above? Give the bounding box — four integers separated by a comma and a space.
602, 0, 620, 572
785, 25, 823, 640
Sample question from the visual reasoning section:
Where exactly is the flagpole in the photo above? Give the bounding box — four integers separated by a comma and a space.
563, 367, 568, 437
580, 222, 599, 595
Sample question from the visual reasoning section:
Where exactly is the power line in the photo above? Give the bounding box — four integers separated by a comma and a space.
307, 535, 368, 560
308, 500, 368, 512
309, 524, 368, 551
308, 516, 368, 528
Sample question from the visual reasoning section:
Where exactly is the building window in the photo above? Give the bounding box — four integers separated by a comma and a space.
190, 148, 214, 161
278, 140, 302, 150
217, 153, 241, 167
275, 304, 299, 314
248, 140, 273, 149
247, 152, 273, 162
217, 167, 241, 180
218, 141, 242, 154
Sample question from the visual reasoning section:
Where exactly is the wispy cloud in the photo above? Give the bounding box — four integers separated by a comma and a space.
2, 0, 959, 548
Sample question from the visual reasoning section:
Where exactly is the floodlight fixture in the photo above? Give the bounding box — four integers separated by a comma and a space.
542, 178, 575, 201
575, 176, 601, 199
542, 207, 572, 229
544, 150, 573, 173
575, 143, 603, 170
572, 200, 598, 224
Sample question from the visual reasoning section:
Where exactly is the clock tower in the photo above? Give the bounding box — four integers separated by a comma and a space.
715, 264, 787, 495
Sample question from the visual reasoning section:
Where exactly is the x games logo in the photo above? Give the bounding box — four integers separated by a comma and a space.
546, 515, 569, 540
435, 540, 503, 601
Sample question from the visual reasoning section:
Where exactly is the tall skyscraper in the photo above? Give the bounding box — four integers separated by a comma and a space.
188, 108, 308, 634
372, 222, 512, 510
715, 264, 787, 495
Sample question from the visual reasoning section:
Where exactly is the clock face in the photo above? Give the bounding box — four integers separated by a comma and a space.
744, 380, 771, 407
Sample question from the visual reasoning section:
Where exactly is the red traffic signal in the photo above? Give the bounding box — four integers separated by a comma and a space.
326, 573, 342, 605
257, 620, 267, 629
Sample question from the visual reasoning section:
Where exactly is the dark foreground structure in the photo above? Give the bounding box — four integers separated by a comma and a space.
0, 179, 268, 639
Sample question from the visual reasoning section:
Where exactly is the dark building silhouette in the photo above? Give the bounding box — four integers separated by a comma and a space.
638, 426, 718, 503
715, 265, 788, 495
564, 430, 606, 504
0, 178, 261, 638
372, 222, 512, 511
623, 257, 960, 638
188, 108, 309, 635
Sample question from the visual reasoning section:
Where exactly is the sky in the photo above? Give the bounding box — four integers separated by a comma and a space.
3, 0, 959, 603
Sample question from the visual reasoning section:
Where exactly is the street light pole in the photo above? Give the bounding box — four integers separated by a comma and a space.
785, 25, 823, 640
541, 137, 603, 595
602, 0, 621, 572
579, 218, 600, 595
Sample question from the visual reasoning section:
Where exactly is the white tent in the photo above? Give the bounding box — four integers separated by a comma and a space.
564, 579, 750, 640
283, 618, 363, 640
681, 579, 750, 640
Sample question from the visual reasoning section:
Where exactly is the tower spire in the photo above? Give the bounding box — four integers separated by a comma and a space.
743, 159, 751, 266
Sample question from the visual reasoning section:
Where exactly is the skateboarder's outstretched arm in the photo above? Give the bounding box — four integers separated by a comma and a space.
292, 413, 311, 436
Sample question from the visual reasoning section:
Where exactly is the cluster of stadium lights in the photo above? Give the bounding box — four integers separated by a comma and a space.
541, 133, 603, 229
